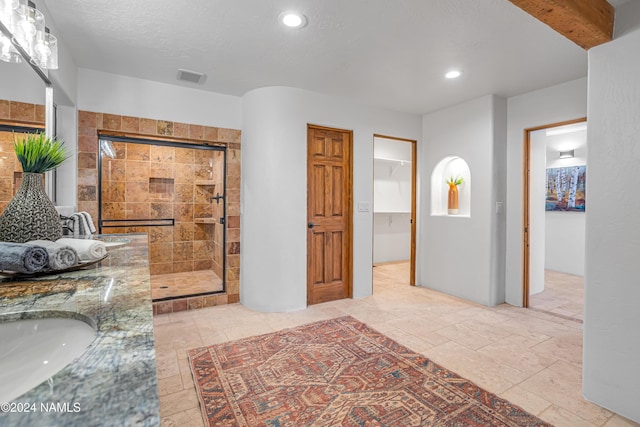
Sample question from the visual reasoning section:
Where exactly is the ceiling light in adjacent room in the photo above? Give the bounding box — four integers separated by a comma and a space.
445, 70, 462, 79
279, 11, 307, 28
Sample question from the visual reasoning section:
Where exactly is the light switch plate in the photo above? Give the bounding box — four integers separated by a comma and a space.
358, 201, 371, 212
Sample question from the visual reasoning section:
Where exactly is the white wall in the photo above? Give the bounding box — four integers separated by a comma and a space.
544, 212, 585, 275
420, 95, 507, 306
0, 62, 47, 105
529, 130, 546, 294
505, 78, 587, 306
544, 145, 586, 276
373, 213, 411, 263
241, 86, 422, 312
77, 69, 242, 130
55, 105, 77, 207
583, 2, 640, 421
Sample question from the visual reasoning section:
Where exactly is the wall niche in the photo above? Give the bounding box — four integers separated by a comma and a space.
431, 156, 471, 217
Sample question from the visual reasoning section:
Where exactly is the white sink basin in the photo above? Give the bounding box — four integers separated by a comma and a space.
0, 315, 97, 402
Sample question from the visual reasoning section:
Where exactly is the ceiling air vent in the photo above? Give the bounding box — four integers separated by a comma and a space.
177, 69, 207, 84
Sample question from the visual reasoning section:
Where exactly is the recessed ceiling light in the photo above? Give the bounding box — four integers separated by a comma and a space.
445, 70, 462, 79
279, 11, 307, 28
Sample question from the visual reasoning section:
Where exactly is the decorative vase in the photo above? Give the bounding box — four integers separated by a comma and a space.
447, 183, 459, 215
0, 172, 62, 242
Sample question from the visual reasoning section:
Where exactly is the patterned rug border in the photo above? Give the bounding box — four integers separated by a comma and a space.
188, 315, 551, 427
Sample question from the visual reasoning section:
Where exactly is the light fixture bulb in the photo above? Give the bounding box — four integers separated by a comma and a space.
34, 40, 49, 57
0, 33, 21, 63
280, 11, 307, 28
445, 70, 462, 79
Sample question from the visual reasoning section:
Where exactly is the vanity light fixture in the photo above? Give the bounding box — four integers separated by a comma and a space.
445, 70, 462, 79
0, 0, 58, 69
279, 11, 307, 28
559, 150, 575, 159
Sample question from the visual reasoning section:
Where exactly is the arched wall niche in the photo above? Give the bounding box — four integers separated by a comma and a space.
431, 156, 471, 217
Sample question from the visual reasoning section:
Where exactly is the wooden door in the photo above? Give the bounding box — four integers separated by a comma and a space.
307, 125, 352, 305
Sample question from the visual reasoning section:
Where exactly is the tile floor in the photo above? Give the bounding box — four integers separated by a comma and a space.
151, 270, 223, 300
530, 270, 584, 323
153, 262, 639, 427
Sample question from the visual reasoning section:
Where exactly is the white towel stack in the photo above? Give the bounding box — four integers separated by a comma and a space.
56, 238, 107, 262
67, 212, 97, 237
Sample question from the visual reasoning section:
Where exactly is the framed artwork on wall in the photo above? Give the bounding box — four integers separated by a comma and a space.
545, 166, 586, 212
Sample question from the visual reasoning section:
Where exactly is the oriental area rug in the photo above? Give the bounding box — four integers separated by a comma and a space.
188, 316, 551, 427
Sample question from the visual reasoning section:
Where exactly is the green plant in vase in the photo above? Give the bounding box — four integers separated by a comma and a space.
446, 175, 463, 215
14, 132, 68, 173
0, 132, 69, 243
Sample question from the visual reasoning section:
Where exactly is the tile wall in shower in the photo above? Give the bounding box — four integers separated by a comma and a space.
100, 142, 225, 277
78, 110, 241, 306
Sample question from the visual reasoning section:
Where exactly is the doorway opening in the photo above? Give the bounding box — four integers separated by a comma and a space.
522, 118, 586, 322
98, 134, 227, 301
372, 134, 417, 290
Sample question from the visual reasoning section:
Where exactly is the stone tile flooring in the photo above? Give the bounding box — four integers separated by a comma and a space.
151, 269, 222, 300
530, 270, 584, 323
153, 262, 639, 427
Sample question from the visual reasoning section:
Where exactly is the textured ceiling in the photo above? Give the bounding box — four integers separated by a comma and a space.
40, 0, 623, 114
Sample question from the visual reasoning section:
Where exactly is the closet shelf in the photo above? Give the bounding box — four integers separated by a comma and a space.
374, 157, 411, 165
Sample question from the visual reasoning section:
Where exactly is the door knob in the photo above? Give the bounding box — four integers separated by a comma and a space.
308, 222, 315, 229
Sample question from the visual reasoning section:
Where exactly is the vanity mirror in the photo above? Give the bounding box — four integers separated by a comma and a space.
0, 0, 59, 198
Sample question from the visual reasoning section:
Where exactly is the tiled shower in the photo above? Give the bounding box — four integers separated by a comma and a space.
99, 137, 227, 300
1, 103, 241, 311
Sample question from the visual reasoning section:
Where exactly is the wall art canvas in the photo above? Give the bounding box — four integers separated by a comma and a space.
546, 165, 586, 211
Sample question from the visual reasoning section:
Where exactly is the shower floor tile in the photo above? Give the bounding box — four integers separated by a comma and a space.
151, 270, 223, 300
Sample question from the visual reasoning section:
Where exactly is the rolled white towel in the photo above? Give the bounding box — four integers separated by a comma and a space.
56, 238, 107, 262
27, 240, 79, 270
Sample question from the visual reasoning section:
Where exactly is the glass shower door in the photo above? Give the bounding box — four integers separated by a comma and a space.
99, 136, 226, 300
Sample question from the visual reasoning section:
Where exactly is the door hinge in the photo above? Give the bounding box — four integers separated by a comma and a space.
219, 217, 225, 225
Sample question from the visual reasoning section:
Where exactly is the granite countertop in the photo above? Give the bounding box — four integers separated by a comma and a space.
0, 234, 159, 427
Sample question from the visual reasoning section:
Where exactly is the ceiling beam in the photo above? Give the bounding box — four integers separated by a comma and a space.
508, 0, 614, 50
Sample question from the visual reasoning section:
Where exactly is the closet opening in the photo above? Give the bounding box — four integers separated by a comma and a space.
372, 134, 417, 290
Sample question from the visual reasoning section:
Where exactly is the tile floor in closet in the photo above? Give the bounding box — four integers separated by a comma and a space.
153, 262, 638, 427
